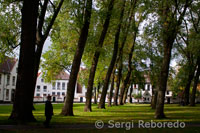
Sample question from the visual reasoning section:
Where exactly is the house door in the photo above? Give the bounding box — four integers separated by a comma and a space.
53, 97, 56, 102
167, 98, 170, 104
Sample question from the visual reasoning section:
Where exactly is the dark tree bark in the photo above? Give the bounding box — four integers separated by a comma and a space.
190, 59, 200, 106
155, 0, 190, 119
96, 82, 101, 103
94, 87, 97, 104
151, 85, 158, 109
98, 0, 126, 109
84, 0, 115, 112
61, 0, 93, 116
9, 0, 39, 122
129, 83, 133, 103
184, 63, 196, 105
108, 70, 115, 107
122, 82, 131, 104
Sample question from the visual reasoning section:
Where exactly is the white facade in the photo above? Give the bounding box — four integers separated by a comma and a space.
0, 59, 18, 102
33, 72, 86, 102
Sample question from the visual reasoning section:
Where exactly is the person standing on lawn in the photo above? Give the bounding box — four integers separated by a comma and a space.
44, 95, 53, 127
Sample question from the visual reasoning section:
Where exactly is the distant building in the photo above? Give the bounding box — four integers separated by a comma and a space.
34, 71, 86, 102
0, 57, 18, 102
0, 58, 86, 103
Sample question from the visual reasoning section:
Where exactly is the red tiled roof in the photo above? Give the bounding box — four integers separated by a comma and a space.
0, 57, 17, 74
55, 71, 70, 80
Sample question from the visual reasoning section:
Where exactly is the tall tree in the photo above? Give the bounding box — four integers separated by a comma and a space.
84, 0, 115, 112
9, 0, 39, 122
108, 69, 115, 107
155, 0, 191, 119
61, 0, 93, 116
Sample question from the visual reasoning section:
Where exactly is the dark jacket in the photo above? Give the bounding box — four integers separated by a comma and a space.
45, 100, 53, 117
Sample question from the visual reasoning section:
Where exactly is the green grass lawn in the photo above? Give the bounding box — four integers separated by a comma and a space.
1, 103, 200, 132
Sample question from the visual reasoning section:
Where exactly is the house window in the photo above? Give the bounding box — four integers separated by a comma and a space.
12, 76, 15, 86
147, 84, 150, 91
167, 91, 169, 95
52, 92, 55, 96
52, 82, 56, 90
37, 85, 40, 92
6, 89, 9, 100
62, 83, 65, 90
36, 93, 40, 97
7, 75, 10, 85
43, 86, 47, 92
62, 92, 65, 96
57, 82, 60, 90
134, 84, 137, 88
41, 79, 44, 82
0, 74, 1, 85
57, 92, 60, 96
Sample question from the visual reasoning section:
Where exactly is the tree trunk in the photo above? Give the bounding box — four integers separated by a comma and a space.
9, 0, 39, 122
31, 0, 64, 108
190, 59, 200, 106
155, 0, 190, 119
151, 86, 158, 109
108, 71, 115, 107
184, 65, 195, 105
84, 0, 115, 112
61, 0, 92, 116
113, 57, 122, 106
98, 0, 125, 109
94, 87, 97, 104
122, 82, 131, 104
129, 84, 133, 103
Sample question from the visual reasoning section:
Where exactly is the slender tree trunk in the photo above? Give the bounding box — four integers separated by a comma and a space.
190, 59, 200, 106
9, 0, 39, 122
129, 83, 133, 103
98, 0, 125, 109
94, 87, 97, 104
151, 85, 158, 109
61, 0, 93, 116
113, 57, 122, 106
96, 82, 101, 103
31, 0, 64, 107
184, 65, 195, 105
108, 71, 115, 107
122, 82, 131, 104
84, 0, 115, 112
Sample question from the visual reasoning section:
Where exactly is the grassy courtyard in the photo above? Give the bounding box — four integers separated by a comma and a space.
0, 103, 200, 132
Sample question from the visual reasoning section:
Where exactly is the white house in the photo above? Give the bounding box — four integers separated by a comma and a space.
0, 57, 17, 102
33, 71, 87, 103
0, 58, 86, 103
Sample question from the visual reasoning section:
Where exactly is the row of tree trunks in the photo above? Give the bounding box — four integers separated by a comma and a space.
84, 0, 115, 112
120, 29, 137, 105
108, 70, 116, 107
113, 56, 123, 106
9, 0, 39, 122
61, 0, 93, 116
98, 0, 126, 109
190, 58, 200, 106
